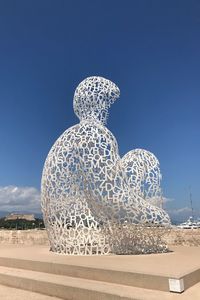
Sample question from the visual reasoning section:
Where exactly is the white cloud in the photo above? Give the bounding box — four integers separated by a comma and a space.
0, 186, 41, 213
166, 206, 197, 222
147, 196, 173, 207
170, 207, 192, 215
162, 197, 174, 204
148, 195, 197, 222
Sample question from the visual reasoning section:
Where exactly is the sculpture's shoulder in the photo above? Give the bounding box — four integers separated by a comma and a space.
46, 123, 81, 155
53, 120, 118, 149
43, 120, 119, 168
78, 120, 118, 146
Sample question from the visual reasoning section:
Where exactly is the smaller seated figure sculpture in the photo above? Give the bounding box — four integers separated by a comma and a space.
41, 76, 170, 255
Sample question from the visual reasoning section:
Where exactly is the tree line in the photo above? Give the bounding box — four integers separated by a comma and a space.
0, 218, 45, 230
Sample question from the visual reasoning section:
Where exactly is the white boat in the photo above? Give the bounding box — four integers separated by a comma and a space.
177, 216, 200, 229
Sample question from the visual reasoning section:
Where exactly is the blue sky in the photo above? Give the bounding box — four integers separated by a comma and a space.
0, 0, 200, 220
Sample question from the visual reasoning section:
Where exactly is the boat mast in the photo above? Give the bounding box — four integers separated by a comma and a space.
189, 186, 194, 219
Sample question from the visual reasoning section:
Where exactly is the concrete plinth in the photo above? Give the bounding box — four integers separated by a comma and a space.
0, 245, 200, 299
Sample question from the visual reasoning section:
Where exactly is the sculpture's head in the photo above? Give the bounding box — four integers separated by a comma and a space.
73, 76, 120, 125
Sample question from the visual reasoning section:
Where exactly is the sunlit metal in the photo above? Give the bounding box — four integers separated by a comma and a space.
41, 76, 170, 255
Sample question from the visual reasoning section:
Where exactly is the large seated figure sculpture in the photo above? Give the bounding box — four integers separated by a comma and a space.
41, 76, 170, 255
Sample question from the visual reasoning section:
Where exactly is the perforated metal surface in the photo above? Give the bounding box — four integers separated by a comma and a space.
41, 76, 170, 255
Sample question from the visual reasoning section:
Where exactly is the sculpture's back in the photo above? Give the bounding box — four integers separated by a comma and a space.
41, 77, 120, 254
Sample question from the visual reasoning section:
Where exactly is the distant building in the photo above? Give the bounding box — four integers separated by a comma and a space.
5, 213, 35, 221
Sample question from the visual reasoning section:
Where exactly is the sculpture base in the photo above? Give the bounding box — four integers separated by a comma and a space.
0, 245, 199, 299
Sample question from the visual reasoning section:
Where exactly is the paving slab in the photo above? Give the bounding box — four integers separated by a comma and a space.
0, 268, 200, 300
0, 284, 62, 300
0, 245, 200, 296
0, 244, 200, 277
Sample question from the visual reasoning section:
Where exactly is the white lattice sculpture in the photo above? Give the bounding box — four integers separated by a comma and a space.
121, 149, 163, 208
41, 76, 170, 255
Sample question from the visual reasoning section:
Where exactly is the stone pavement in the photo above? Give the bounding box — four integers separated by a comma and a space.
0, 284, 61, 300
0, 281, 200, 300
0, 245, 200, 299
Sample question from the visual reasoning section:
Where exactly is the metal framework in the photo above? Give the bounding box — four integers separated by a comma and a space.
41, 76, 170, 255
